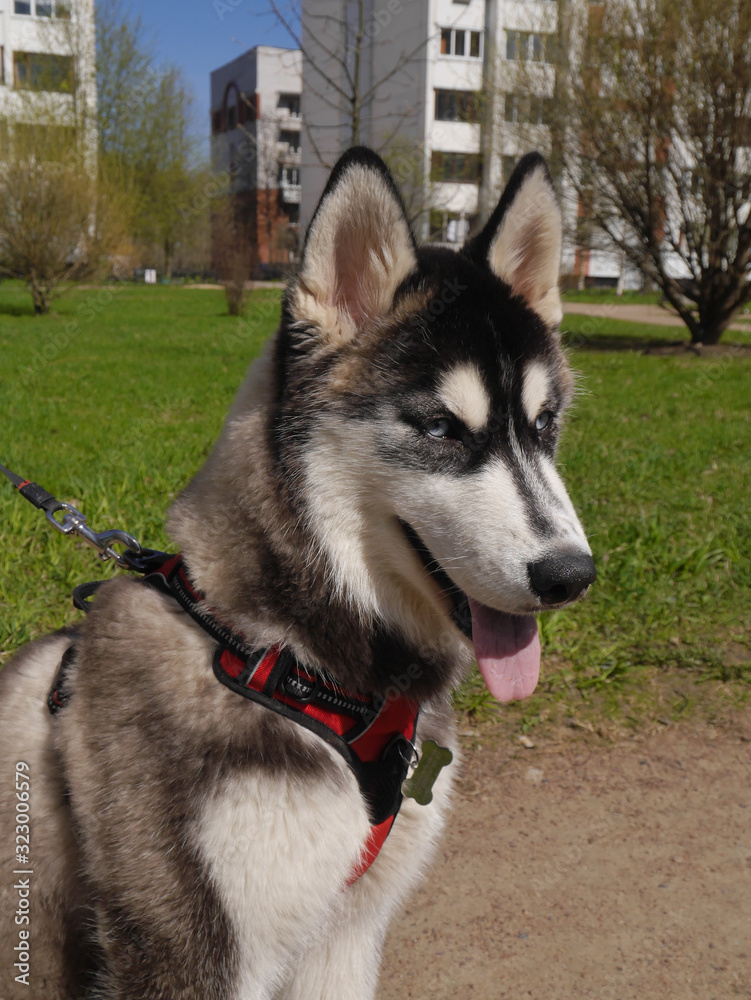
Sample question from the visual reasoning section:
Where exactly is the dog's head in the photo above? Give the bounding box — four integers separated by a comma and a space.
274, 147, 595, 701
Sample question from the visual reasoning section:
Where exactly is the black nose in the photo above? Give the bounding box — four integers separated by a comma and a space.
527, 552, 597, 607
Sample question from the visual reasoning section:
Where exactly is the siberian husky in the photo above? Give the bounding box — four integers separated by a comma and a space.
0, 147, 595, 999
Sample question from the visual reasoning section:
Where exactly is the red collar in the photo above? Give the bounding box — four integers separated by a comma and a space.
141, 555, 420, 883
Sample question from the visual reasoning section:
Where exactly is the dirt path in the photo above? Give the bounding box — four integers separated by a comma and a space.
379, 710, 751, 999
562, 300, 751, 332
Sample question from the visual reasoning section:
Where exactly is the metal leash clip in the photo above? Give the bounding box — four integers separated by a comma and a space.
1, 463, 142, 568
44, 502, 142, 567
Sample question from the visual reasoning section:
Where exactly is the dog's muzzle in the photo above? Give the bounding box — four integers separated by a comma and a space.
527, 552, 597, 607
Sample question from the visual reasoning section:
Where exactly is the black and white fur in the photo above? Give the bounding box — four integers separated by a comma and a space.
0, 148, 594, 999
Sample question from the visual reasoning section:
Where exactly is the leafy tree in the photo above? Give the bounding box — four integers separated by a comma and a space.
0, 3, 127, 313
95, 0, 204, 279
95, 0, 154, 164
565, 0, 751, 343
0, 130, 128, 314
133, 66, 200, 280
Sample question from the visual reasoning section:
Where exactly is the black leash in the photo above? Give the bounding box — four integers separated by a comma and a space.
3, 464, 451, 878
0, 463, 165, 575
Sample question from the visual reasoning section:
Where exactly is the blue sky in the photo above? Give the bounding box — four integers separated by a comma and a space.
123, 1, 297, 153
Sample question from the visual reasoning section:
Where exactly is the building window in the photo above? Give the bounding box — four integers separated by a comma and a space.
278, 93, 300, 117
14, 0, 68, 14
430, 151, 482, 184
503, 93, 553, 125
13, 0, 70, 15
212, 109, 223, 134
430, 210, 471, 243
434, 89, 481, 123
233, 92, 257, 124
279, 129, 300, 155
439, 28, 483, 59
279, 166, 300, 186
505, 30, 557, 64
13, 51, 74, 92
222, 82, 241, 132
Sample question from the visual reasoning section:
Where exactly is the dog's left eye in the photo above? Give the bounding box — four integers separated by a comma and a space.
535, 411, 555, 431
426, 417, 453, 439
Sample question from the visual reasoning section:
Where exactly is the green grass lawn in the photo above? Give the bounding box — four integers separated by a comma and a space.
562, 287, 664, 306
2, 280, 749, 734
562, 310, 751, 349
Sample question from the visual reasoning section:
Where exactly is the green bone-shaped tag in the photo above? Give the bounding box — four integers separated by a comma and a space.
402, 739, 453, 806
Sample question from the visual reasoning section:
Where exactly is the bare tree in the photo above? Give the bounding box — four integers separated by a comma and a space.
212, 195, 257, 316
266, 0, 432, 165
380, 137, 464, 241
564, 0, 751, 343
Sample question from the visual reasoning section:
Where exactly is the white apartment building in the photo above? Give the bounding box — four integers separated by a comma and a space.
300, 0, 549, 243
299, 0, 631, 285
0, 0, 96, 154
300, 0, 486, 244
210, 45, 302, 266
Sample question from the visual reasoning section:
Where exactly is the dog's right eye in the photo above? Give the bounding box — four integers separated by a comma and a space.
426, 417, 452, 439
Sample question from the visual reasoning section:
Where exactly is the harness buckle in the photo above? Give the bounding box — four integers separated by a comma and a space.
280, 667, 321, 704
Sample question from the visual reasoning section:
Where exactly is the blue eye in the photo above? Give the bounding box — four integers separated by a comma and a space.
535, 411, 554, 431
426, 418, 452, 439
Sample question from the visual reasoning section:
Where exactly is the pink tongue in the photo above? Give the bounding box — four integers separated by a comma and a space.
468, 598, 540, 702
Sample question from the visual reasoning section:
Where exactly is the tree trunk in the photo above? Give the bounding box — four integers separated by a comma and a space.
164, 238, 174, 283
267, 190, 274, 266
30, 279, 51, 315
349, 0, 364, 147
691, 316, 732, 346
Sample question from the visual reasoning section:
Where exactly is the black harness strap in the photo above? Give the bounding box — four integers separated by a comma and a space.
47, 645, 76, 715
48, 554, 420, 874
72, 580, 105, 613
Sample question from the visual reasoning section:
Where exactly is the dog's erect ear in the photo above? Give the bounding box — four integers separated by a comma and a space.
465, 153, 563, 328
290, 147, 418, 344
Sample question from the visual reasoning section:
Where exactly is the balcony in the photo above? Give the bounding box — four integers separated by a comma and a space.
277, 145, 302, 165
280, 181, 301, 204
277, 93, 301, 122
